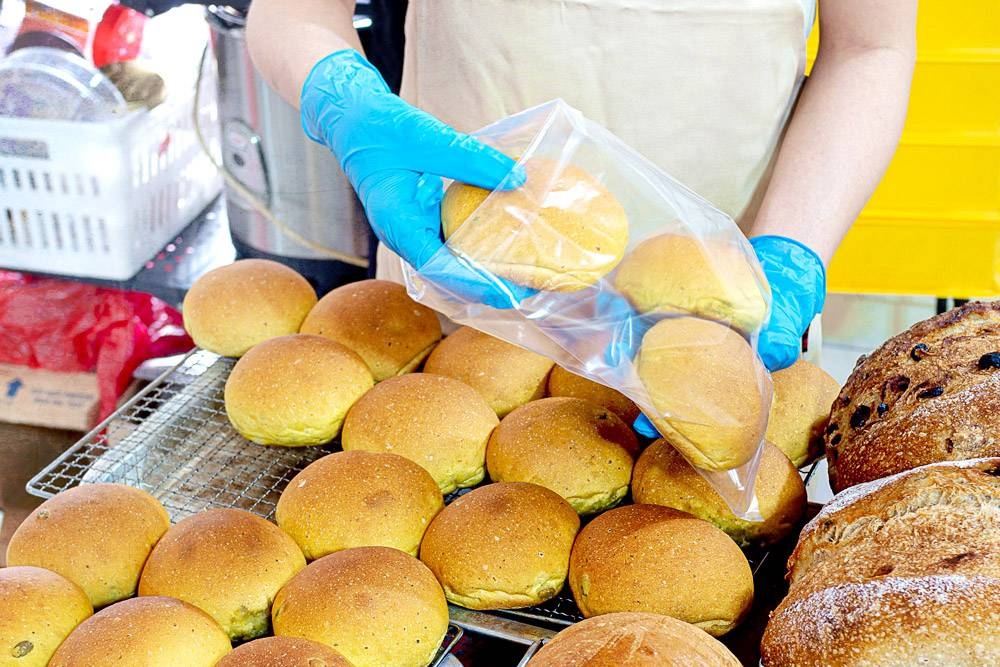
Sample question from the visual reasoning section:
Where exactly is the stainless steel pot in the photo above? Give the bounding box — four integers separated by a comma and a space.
206, 6, 372, 291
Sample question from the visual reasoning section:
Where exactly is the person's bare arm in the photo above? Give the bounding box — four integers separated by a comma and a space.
749, 0, 917, 264
245, 0, 362, 108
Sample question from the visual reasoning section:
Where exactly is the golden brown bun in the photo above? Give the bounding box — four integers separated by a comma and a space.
441, 158, 629, 292
183, 259, 317, 358
224, 334, 374, 446
272, 547, 448, 667
48, 596, 231, 666
299, 279, 442, 382
826, 301, 1000, 492
138, 509, 305, 641
568, 504, 753, 636
613, 233, 768, 333
632, 439, 806, 547
215, 636, 353, 667
341, 373, 498, 494
5, 483, 170, 608
635, 317, 767, 471
423, 326, 554, 417
761, 576, 1000, 667
276, 450, 444, 559
526, 612, 741, 667
546, 365, 641, 424
767, 359, 840, 467
419, 482, 579, 610
486, 397, 638, 514
0, 566, 93, 667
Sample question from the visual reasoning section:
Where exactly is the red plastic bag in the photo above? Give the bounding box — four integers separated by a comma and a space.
0, 272, 193, 422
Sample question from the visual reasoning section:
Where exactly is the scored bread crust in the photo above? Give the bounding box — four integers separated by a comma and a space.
826, 301, 1000, 492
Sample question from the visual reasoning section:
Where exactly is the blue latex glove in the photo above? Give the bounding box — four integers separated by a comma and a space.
750, 235, 826, 372
300, 49, 532, 309
632, 236, 826, 438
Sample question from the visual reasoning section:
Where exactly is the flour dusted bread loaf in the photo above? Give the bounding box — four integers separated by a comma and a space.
183, 259, 316, 357
299, 279, 442, 382
761, 458, 1000, 666
613, 233, 768, 333
5, 483, 170, 608
442, 157, 629, 292
526, 612, 741, 667
826, 300, 1000, 492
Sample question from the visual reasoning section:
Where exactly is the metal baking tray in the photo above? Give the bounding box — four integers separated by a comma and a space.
27, 348, 819, 664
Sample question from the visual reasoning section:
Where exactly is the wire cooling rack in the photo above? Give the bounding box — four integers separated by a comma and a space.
27, 348, 821, 660
26, 349, 337, 520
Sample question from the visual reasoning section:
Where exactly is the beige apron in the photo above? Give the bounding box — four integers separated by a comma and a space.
376, 0, 819, 360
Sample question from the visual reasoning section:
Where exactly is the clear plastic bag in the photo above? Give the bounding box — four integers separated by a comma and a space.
402, 99, 772, 517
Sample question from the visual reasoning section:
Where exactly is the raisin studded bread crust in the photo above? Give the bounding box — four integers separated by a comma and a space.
760, 459, 1000, 667
825, 300, 1000, 492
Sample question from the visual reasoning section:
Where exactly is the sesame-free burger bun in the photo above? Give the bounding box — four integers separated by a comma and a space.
182, 259, 317, 357
224, 334, 374, 446
341, 373, 498, 494
635, 317, 768, 471
271, 547, 448, 667
632, 439, 806, 547
276, 450, 444, 559
215, 636, 353, 667
441, 157, 629, 292
299, 279, 441, 382
568, 504, 753, 636
767, 359, 840, 467
5, 483, 170, 608
138, 508, 305, 641
419, 482, 579, 610
0, 566, 93, 667
423, 326, 554, 418
546, 365, 641, 424
48, 596, 231, 667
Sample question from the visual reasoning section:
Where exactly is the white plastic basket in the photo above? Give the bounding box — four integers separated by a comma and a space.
0, 54, 221, 281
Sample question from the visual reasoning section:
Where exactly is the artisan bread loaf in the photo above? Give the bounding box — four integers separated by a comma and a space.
276, 450, 444, 559
761, 458, 1000, 666
441, 157, 629, 292
546, 365, 641, 424
568, 504, 753, 636
215, 636, 353, 666
224, 334, 374, 446
138, 509, 306, 640
762, 576, 1000, 667
48, 596, 231, 666
183, 259, 316, 357
613, 233, 768, 333
767, 359, 840, 467
419, 482, 579, 610
423, 326, 554, 417
299, 279, 441, 382
631, 439, 806, 547
341, 373, 498, 494
526, 612, 741, 666
486, 397, 639, 514
0, 566, 93, 667
635, 316, 768, 471
271, 546, 448, 667
5, 483, 170, 608
826, 300, 1000, 492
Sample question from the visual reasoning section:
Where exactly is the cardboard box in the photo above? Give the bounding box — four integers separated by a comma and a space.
0, 364, 100, 432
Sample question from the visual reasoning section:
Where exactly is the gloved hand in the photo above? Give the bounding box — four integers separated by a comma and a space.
300, 49, 532, 309
750, 235, 826, 372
